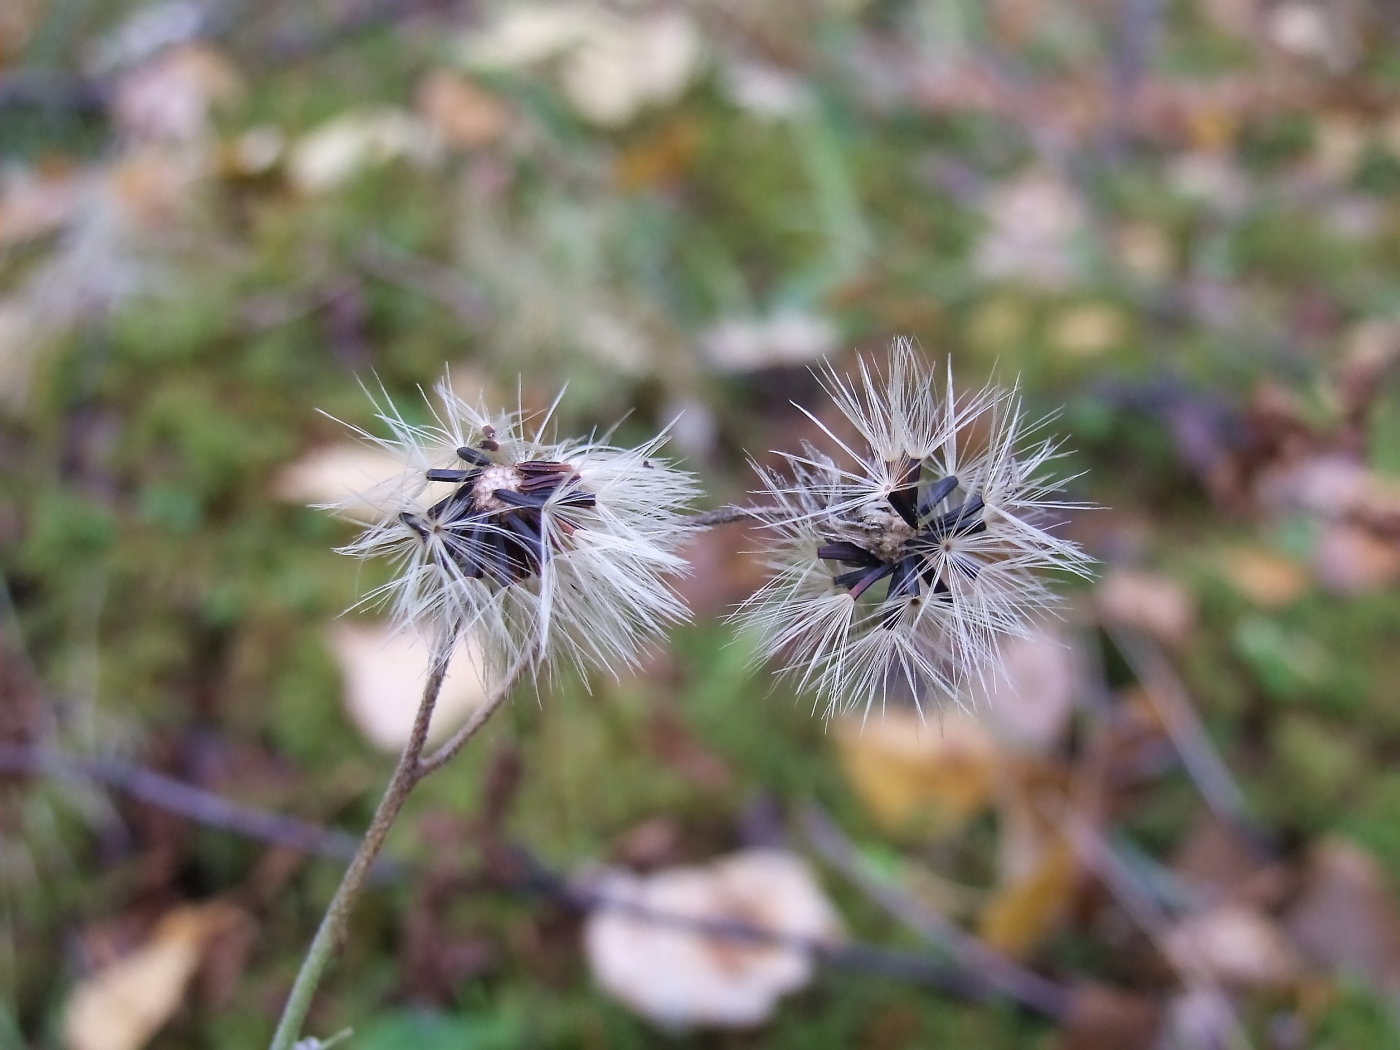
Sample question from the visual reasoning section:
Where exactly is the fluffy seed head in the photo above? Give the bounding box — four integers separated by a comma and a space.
734, 339, 1093, 719
324, 376, 701, 682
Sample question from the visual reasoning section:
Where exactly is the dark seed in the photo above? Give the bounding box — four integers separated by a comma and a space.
493, 488, 547, 509
399, 511, 430, 539
847, 563, 895, 600
517, 461, 572, 475
887, 457, 922, 529
918, 475, 959, 519
456, 446, 492, 466
426, 467, 474, 482
818, 541, 880, 566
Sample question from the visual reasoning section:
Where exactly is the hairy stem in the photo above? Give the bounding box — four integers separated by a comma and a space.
683, 505, 762, 528
267, 642, 523, 1050
416, 649, 533, 777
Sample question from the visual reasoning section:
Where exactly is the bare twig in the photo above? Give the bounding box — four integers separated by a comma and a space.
414, 648, 534, 777
513, 847, 1012, 1005
683, 505, 762, 528
1107, 627, 1269, 855
800, 804, 1072, 1020
8, 738, 1146, 1017
0, 742, 383, 870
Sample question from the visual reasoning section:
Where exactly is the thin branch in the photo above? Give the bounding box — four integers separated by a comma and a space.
0, 742, 385, 871
512, 847, 1013, 1005
414, 647, 534, 778
1107, 627, 1269, 855
800, 803, 1072, 1020
683, 505, 763, 528
9, 738, 1150, 1017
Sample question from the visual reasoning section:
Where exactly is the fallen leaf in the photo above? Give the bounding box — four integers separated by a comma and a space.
979, 762, 1078, 956
113, 44, 243, 143
272, 442, 409, 521
1054, 983, 1161, 1050
583, 849, 843, 1029
1217, 546, 1310, 607
1170, 811, 1281, 907
978, 835, 1077, 957
1048, 305, 1127, 360
459, 5, 702, 128
1312, 524, 1400, 594
1164, 904, 1302, 987
719, 60, 812, 120
612, 817, 684, 871
1112, 222, 1174, 282
615, 118, 699, 190
974, 169, 1088, 290
288, 108, 439, 193
973, 628, 1081, 754
834, 710, 998, 837
645, 707, 733, 792
699, 310, 839, 372
1284, 838, 1400, 993
1266, 1, 1356, 70
328, 624, 488, 753
63, 903, 245, 1050
415, 71, 510, 150
1095, 569, 1196, 647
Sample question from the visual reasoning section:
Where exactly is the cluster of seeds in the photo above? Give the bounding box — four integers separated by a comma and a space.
817, 462, 988, 624
736, 341, 1093, 717
401, 434, 596, 587
328, 380, 700, 682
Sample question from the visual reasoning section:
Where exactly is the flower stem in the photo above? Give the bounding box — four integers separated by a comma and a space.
267, 643, 523, 1050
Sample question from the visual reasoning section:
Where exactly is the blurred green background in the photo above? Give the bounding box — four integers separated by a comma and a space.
6, 0, 1400, 1047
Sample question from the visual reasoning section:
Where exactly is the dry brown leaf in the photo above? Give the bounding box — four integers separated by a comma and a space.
1095, 569, 1196, 647
615, 118, 700, 189
1170, 812, 1278, 905
834, 710, 998, 837
1285, 838, 1400, 993
1217, 547, 1310, 607
63, 903, 245, 1050
0, 167, 83, 246
416, 71, 511, 149
1313, 524, 1400, 594
113, 44, 244, 143
1054, 982, 1162, 1050
1164, 904, 1303, 987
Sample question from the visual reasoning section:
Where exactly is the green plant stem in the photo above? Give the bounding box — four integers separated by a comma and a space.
267, 645, 524, 1050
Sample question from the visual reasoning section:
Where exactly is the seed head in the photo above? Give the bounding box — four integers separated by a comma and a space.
325, 376, 701, 682
735, 339, 1093, 718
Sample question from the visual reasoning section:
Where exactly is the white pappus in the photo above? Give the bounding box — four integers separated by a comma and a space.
324, 376, 702, 683
735, 339, 1094, 719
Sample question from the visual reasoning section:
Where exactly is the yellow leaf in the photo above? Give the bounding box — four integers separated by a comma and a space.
834, 711, 997, 838
64, 903, 244, 1050
977, 837, 1077, 957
